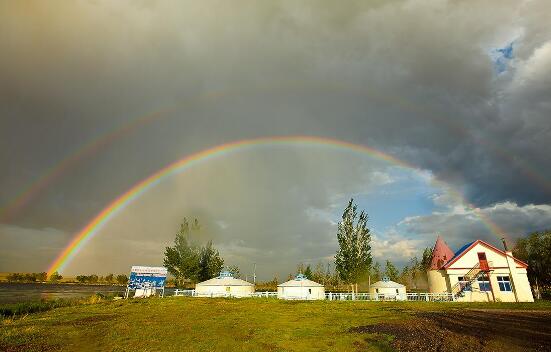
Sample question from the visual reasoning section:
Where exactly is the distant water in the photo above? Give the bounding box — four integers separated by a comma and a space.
0, 283, 128, 304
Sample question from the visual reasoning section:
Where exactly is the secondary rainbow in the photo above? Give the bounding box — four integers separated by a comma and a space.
0, 109, 171, 223
46, 135, 510, 276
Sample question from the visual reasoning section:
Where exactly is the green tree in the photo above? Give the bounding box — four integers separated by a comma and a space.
312, 262, 326, 284
104, 274, 114, 284
6, 273, 22, 282
421, 247, 433, 271
408, 256, 420, 289
48, 272, 63, 283
384, 260, 399, 282
116, 274, 128, 285
514, 230, 551, 297
371, 262, 382, 282
398, 265, 410, 286
24, 273, 37, 282
197, 240, 224, 282
227, 265, 241, 278
163, 218, 201, 285
296, 263, 305, 275
335, 198, 372, 293
303, 265, 313, 279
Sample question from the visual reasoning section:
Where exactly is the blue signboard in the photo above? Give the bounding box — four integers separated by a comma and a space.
128, 266, 167, 289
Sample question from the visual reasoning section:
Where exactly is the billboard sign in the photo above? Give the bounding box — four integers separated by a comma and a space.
128, 266, 167, 289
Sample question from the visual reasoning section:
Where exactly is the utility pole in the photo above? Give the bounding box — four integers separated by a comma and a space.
502, 237, 519, 302
253, 263, 257, 284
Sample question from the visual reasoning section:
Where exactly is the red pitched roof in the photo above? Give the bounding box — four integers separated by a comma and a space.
443, 239, 528, 269
429, 235, 455, 270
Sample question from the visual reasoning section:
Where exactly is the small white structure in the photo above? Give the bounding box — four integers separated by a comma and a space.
277, 274, 325, 300
195, 271, 254, 298
369, 277, 407, 301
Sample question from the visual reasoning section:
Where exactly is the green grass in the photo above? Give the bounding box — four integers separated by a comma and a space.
1, 297, 550, 351
0, 293, 112, 318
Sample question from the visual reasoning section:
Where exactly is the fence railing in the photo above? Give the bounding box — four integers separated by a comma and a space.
174, 289, 196, 297
406, 292, 455, 302
173, 289, 454, 302
250, 291, 278, 298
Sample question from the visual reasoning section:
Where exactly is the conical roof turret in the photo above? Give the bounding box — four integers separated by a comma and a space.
429, 235, 454, 270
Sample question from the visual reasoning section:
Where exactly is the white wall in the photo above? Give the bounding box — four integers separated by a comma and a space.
277, 286, 325, 300
368, 286, 406, 301
446, 243, 534, 302
195, 285, 254, 297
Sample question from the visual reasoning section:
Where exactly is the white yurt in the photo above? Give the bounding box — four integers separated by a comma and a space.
195, 271, 254, 297
369, 277, 406, 301
277, 274, 325, 300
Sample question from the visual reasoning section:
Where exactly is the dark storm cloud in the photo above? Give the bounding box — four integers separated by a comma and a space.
0, 1, 550, 275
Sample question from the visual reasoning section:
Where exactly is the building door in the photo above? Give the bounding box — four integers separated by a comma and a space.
478, 252, 489, 271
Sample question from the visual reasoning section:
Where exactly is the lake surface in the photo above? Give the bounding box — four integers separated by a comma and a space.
0, 283, 130, 304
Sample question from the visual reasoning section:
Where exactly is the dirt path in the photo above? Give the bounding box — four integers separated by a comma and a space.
352, 309, 551, 351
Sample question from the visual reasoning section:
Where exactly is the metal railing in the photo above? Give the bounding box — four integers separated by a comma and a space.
406, 292, 454, 302
174, 289, 196, 297
450, 261, 494, 298
173, 289, 454, 302
324, 292, 454, 302
250, 291, 278, 298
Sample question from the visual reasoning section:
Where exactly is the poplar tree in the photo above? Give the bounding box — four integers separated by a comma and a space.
335, 198, 372, 293
304, 265, 313, 279
164, 218, 226, 285
163, 218, 201, 285
384, 260, 399, 282
371, 262, 382, 282
197, 240, 224, 282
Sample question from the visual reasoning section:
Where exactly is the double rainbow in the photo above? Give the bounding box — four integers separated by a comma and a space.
46, 136, 509, 276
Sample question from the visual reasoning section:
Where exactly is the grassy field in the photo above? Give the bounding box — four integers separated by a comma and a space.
1, 297, 550, 352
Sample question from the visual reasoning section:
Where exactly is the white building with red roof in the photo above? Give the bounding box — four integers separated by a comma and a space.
427, 236, 534, 302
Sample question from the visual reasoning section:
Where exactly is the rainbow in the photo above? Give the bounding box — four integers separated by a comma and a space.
5, 82, 549, 226
46, 136, 510, 276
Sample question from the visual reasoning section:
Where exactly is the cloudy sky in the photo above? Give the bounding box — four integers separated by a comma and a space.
1, 0, 550, 279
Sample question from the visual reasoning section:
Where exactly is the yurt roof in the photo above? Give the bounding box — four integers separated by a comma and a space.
196, 271, 253, 287
370, 277, 405, 288
278, 274, 323, 287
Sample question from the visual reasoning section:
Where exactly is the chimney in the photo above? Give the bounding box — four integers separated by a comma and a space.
501, 237, 509, 252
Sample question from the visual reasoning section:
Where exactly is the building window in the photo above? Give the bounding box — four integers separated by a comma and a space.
308, 289, 312, 294
376, 288, 379, 293
396, 289, 399, 294
458, 277, 472, 291
497, 276, 512, 292
478, 275, 491, 292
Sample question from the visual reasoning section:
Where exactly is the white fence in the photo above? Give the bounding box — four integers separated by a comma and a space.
174, 289, 196, 297
173, 289, 454, 302
406, 293, 455, 302
251, 291, 278, 298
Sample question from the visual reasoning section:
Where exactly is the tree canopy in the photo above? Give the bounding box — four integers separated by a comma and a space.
513, 230, 551, 288
163, 218, 224, 286
335, 198, 372, 291
384, 260, 399, 282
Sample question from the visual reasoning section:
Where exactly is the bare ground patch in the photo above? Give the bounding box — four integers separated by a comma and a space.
351, 309, 551, 352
